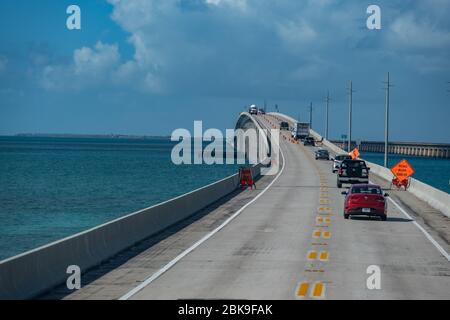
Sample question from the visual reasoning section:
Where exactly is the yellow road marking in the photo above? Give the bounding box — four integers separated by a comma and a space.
319, 251, 329, 262
322, 231, 331, 239
325, 217, 331, 223
307, 250, 318, 261
313, 230, 321, 238
316, 216, 323, 223
311, 282, 325, 298
296, 282, 309, 298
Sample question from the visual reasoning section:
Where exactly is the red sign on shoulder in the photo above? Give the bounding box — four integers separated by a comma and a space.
390, 159, 414, 182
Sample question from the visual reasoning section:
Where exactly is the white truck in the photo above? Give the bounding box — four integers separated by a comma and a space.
293, 122, 310, 140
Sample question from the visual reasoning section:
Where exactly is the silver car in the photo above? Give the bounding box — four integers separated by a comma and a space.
331, 154, 352, 173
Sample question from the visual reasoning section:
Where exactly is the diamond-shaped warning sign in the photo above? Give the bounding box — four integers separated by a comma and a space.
349, 148, 360, 160
391, 159, 414, 182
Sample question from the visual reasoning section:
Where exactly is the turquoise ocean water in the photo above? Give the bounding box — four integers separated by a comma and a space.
360, 152, 450, 194
0, 136, 239, 261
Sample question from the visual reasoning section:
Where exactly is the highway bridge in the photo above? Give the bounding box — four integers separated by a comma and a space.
1, 112, 449, 300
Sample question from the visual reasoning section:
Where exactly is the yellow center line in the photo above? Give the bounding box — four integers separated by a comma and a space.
307, 250, 318, 261
296, 282, 309, 298
319, 251, 329, 262
311, 282, 325, 298
322, 231, 331, 239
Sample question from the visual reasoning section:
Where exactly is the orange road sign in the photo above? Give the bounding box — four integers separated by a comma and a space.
391, 159, 415, 182
349, 148, 360, 160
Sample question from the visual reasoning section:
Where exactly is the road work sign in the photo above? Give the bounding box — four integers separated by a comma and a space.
391, 160, 415, 182
349, 148, 360, 160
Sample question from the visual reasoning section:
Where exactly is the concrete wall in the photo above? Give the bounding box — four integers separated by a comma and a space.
330, 140, 450, 159
269, 112, 450, 218
0, 115, 266, 299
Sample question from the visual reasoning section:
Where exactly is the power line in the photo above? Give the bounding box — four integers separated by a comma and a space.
325, 91, 331, 140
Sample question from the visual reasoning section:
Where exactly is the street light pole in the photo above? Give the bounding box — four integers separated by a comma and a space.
384, 72, 393, 167
347, 81, 354, 152
325, 91, 331, 140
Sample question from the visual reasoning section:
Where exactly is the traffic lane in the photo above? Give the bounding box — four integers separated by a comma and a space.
308, 146, 450, 299
131, 123, 321, 299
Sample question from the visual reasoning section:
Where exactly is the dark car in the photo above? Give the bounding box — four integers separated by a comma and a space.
280, 121, 289, 130
315, 149, 330, 160
341, 184, 388, 221
331, 154, 352, 173
303, 136, 315, 146
337, 159, 369, 188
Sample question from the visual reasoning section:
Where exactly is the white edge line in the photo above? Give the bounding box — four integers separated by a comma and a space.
369, 179, 450, 262
119, 122, 286, 300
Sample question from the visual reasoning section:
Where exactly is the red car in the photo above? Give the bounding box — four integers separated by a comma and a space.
341, 184, 389, 221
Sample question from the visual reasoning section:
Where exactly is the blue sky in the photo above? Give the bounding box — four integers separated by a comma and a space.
0, 0, 449, 142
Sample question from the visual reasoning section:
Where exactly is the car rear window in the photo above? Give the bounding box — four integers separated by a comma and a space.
336, 155, 351, 161
351, 186, 382, 195
342, 160, 367, 168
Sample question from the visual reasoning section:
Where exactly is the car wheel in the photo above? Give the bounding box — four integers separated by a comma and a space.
337, 181, 342, 188
380, 215, 387, 221
344, 214, 349, 219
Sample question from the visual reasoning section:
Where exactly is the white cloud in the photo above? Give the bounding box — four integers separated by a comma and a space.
107, 0, 156, 31
38, 0, 450, 94
388, 13, 450, 49
205, 0, 247, 10
73, 42, 120, 75
277, 19, 317, 50
41, 38, 162, 93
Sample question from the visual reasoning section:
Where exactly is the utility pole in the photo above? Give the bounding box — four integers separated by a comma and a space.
275, 104, 279, 113
309, 102, 313, 129
383, 72, 393, 167
347, 81, 355, 152
325, 91, 331, 140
